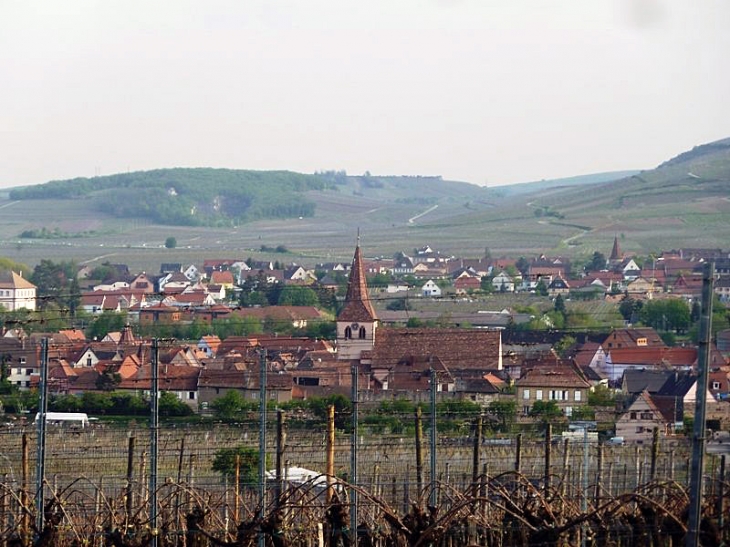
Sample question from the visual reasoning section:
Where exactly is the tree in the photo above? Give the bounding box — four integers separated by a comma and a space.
159, 391, 193, 416
165, 237, 177, 249
588, 251, 607, 272
95, 370, 121, 391
554, 334, 577, 358
529, 400, 563, 420
277, 286, 319, 307
554, 294, 566, 316
212, 446, 268, 486
619, 297, 643, 323
487, 400, 516, 433
211, 390, 255, 421
535, 279, 548, 296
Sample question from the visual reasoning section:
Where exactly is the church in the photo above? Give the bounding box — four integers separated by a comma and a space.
334, 243, 504, 396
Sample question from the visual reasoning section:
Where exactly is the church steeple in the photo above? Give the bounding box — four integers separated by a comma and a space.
338, 244, 378, 323
610, 235, 622, 261
337, 242, 378, 360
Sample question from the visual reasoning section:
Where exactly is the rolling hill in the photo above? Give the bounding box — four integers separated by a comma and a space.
0, 137, 728, 269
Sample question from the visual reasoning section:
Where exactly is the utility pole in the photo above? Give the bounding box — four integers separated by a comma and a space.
686, 262, 715, 547
34, 338, 49, 535
258, 349, 267, 547
149, 338, 160, 547
350, 362, 359, 547
429, 368, 437, 507
149, 338, 159, 547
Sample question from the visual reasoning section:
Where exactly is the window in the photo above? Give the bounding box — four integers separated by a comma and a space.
636, 426, 644, 433
19, 357, 26, 365
565, 407, 573, 417
630, 412, 637, 420
344, 327, 352, 340
522, 389, 530, 400
522, 405, 530, 415
536, 390, 543, 400
641, 412, 653, 420
713, 381, 721, 390
188, 392, 195, 400
358, 326, 366, 339
26, 369, 32, 376
574, 390, 582, 402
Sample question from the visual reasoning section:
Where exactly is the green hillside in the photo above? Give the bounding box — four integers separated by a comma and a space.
0, 138, 729, 269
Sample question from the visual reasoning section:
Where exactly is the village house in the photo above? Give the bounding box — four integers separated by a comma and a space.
492, 271, 515, 293
515, 360, 591, 418
420, 279, 442, 297
615, 391, 669, 443
0, 271, 37, 311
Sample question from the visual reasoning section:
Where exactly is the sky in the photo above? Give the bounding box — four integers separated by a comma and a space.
1, 1, 729, 189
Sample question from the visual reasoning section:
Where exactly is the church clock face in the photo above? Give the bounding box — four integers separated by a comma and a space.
350, 323, 359, 330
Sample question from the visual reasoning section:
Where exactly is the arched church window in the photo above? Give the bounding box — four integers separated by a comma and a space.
358, 326, 367, 339
344, 326, 352, 339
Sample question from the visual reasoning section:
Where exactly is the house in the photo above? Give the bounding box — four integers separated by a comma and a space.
454, 276, 481, 294
197, 368, 293, 408
491, 271, 515, 293
127, 273, 156, 295
516, 364, 591, 418
599, 346, 698, 382
284, 266, 315, 284
158, 272, 192, 293
420, 280, 442, 297
715, 277, 730, 303
120, 364, 201, 410
209, 270, 235, 289
625, 277, 657, 297
0, 271, 37, 311
547, 276, 570, 297
615, 391, 669, 443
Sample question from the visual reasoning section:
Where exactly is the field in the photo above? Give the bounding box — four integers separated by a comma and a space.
1, 143, 730, 273
0, 420, 725, 545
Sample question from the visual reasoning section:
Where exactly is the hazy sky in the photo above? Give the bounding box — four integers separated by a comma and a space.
2, 1, 729, 189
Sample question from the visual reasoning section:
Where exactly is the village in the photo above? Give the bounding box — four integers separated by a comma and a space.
2, 237, 730, 445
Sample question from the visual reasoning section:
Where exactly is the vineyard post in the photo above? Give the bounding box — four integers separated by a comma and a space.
149, 338, 159, 547
544, 423, 552, 495
350, 361, 359, 546
125, 435, 135, 526
718, 455, 725, 533
415, 407, 424, 496
257, 348, 267, 547
326, 405, 335, 504
21, 432, 28, 544
429, 367, 437, 507
175, 436, 185, 531
561, 438, 570, 498
686, 261, 715, 547
187, 454, 195, 512
595, 443, 603, 507
1, 473, 7, 547
472, 415, 482, 495
515, 434, 522, 473
234, 455, 240, 524
275, 410, 285, 508
650, 427, 659, 481
34, 337, 49, 536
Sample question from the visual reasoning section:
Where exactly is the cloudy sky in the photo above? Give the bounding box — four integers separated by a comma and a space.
1, 1, 728, 189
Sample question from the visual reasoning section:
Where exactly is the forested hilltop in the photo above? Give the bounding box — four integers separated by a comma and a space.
9, 168, 330, 226
9, 168, 482, 227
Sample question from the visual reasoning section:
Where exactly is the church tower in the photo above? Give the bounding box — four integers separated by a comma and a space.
609, 234, 622, 262
337, 243, 378, 360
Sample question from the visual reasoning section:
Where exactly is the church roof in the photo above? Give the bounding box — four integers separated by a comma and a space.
338, 245, 378, 323
610, 235, 622, 261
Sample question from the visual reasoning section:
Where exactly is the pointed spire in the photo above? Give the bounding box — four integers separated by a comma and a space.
610, 235, 622, 261
338, 244, 378, 323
